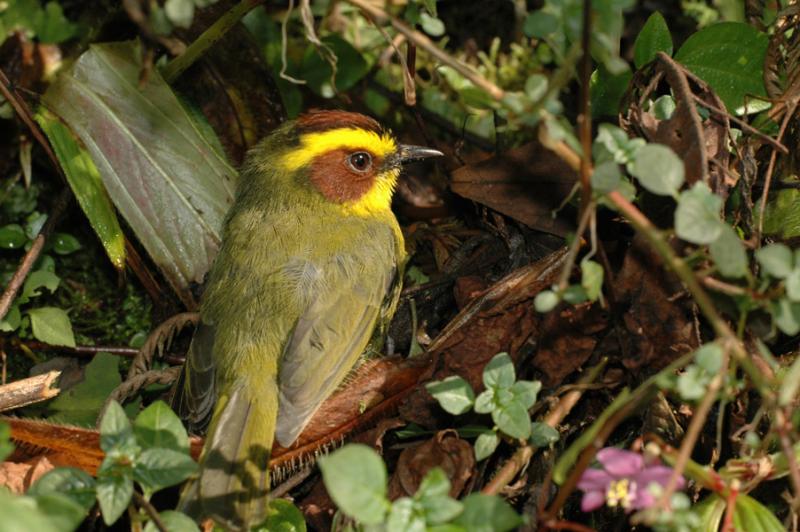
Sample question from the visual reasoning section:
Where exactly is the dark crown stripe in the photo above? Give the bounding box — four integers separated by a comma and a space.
295, 109, 383, 135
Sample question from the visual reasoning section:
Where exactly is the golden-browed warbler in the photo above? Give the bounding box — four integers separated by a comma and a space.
174, 110, 442, 528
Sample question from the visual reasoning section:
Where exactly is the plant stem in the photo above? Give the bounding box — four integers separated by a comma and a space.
161, 0, 265, 84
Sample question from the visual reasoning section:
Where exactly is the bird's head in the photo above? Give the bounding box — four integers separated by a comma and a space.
248, 110, 442, 217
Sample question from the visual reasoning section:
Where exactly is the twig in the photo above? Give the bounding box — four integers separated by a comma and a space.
0, 371, 60, 412
344, 0, 505, 100
0, 189, 72, 322
776, 409, 800, 509
578, 0, 592, 210
161, 0, 266, 83
656, 346, 729, 509
756, 100, 796, 244
481, 358, 607, 495
690, 94, 788, 154
132, 491, 167, 532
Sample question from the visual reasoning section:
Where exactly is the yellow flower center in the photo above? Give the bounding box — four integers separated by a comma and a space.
606, 478, 637, 509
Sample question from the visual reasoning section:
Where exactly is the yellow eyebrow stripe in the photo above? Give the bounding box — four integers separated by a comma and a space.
280, 128, 397, 170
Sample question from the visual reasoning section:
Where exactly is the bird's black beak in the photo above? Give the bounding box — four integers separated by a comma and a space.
397, 144, 444, 164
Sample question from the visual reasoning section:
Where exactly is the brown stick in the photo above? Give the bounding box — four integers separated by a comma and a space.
0, 371, 60, 412
0, 188, 72, 322
344, 0, 505, 100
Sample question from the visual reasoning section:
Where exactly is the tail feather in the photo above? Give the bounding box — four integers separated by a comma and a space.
179, 383, 277, 529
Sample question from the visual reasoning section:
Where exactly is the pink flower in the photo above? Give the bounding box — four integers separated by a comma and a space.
577, 448, 685, 512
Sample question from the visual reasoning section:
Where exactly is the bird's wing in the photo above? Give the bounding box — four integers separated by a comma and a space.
275, 260, 397, 447
173, 320, 217, 434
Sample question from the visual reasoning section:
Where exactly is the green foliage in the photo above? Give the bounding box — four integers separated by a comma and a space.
427, 352, 548, 460
630, 143, 685, 198
633, 12, 673, 68
252, 499, 307, 532
319, 444, 521, 530
0, 0, 78, 46
48, 352, 121, 425
28, 306, 75, 347
95, 400, 198, 525
674, 22, 769, 113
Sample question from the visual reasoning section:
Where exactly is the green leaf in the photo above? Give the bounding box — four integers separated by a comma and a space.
301, 35, 369, 97
733, 494, 785, 532
779, 348, 800, 406
51, 232, 82, 255
35, 109, 126, 269
144, 510, 200, 532
695, 343, 723, 374
30, 492, 87, 532
529, 422, 559, 446
164, 0, 195, 28
421, 495, 463, 525
133, 448, 198, 494
30, 467, 97, 511
28, 307, 76, 347
710, 224, 748, 278
0, 223, 28, 249
590, 66, 632, 118
534, 290, 560, 312
0, 304, 21, 332
419, 12, 445, 37
630, 143, 685, 197
523, 11, 558, 38
426, 376, 475, 415
695, 494, 726, 532
387, 498, 426, 532
786, 268, 800, 302
674, 22, 768, 113
652, 95, 676, 119
25, 211, 47, 239
676, 365, 708, 401
49, 352, 122, 426
756, 244, 794, 279
0, 489, 61, 532
773, 298, 800, 336
509, 380, 541, 409
96, 471, 133, 525
455, 493, 523, 532
416, 467, 451, 499
473, 389, 495, 414
99, 400, 136, 453
20, 269, 60, 304
318, 444, 388, 525
633, 12, 673, 68
133, 400, 190, 452
675, 182, 724, 244
252, 500, 306, 532
761, 188, 800, 239
492, 400, 532, 440
474, 430, 500, 461
591, 160, 622, 194
581, 259, 604, 301
42, 42, 236, 289
36, 2, 79, 43
0, 422, 13, 462
482, 353, 515, 390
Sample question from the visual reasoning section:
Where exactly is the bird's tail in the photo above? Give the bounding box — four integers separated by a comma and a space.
179, 383, 277, 530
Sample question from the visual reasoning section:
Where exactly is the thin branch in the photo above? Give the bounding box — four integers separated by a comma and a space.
132, 491, 167, 532
344, 0, 505, 100
161, 0, 266, 83
0, 189, 72, 321
756, 100, 796, 244
481, 358, 607, 495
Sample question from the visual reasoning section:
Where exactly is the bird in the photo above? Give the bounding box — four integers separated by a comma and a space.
173, 109, 442, 529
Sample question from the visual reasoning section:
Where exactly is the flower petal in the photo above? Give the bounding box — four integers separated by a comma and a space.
581, 490, 606, 512
597, 448, 643, 477
635, 465, 684, 489
578, 468, 613, 490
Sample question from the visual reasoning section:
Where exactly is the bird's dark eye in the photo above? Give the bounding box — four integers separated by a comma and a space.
347, 151, 372, 172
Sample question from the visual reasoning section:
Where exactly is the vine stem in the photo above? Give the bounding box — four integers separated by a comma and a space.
605, 189, 772, 400
161, 0, 266, 84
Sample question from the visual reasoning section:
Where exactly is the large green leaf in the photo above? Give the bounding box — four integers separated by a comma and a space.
41, 41, 237, 293
36, 109, 125, 269
675, 22, 768, 113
